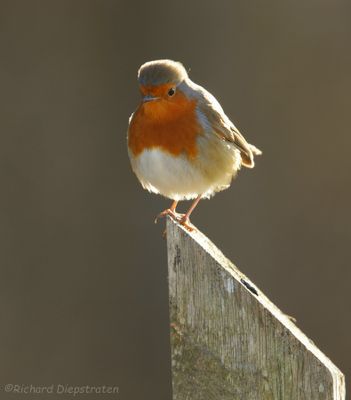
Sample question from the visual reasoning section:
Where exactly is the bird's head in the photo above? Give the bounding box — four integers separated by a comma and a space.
137, 60, 193, 115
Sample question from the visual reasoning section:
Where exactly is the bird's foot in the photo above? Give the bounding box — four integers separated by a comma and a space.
154, 209, 184, 224
179, 216, 196, 232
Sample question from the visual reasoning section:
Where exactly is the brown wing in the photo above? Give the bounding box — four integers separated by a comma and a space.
198, 93, 262, 168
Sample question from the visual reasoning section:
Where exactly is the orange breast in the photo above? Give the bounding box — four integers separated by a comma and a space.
128, 92, 201, 159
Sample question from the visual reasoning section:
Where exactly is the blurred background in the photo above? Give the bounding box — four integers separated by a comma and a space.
0, 0, 350, 399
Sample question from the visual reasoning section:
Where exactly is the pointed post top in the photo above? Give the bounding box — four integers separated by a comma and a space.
166, 217, 345, 400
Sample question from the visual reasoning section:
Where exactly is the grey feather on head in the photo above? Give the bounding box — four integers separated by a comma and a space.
138, 59, 188, 86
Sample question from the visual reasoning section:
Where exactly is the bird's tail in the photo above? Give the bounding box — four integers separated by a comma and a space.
241, 144, 262, 169
249, 144, 262, 156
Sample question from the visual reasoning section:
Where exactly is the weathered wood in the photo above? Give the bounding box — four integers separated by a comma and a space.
167, 218, 345, 400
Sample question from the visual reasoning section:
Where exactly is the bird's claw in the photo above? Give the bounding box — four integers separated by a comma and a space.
155, 209, 196, 233
178, 216, 196, 232
154, 209, 184, 224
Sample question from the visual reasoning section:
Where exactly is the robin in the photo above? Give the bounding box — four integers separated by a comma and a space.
127, 59, 262, 231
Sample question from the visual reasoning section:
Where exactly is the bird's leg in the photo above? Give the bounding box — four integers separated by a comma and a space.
179, 195, 202, 231
155, 200, 184, 224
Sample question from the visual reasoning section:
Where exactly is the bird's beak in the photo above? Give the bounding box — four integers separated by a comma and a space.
142, 95, 160, 103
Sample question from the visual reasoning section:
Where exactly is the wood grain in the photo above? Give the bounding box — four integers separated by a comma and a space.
166, 218, 345, 400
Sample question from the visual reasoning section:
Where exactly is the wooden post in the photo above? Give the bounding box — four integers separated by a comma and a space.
166, 218, 345, 400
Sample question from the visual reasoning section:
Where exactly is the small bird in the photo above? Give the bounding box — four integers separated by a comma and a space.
127, 59, 262, 231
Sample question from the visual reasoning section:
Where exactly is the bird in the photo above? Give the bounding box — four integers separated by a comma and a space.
127, 59, 262, 231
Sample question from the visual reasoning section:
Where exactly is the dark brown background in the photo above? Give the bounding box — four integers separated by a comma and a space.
0, 1, 350, 399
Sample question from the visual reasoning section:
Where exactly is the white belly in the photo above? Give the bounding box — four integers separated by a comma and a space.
130, 143, 241, 201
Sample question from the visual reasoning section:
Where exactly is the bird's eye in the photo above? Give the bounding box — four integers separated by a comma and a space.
168, 88, 175, 97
